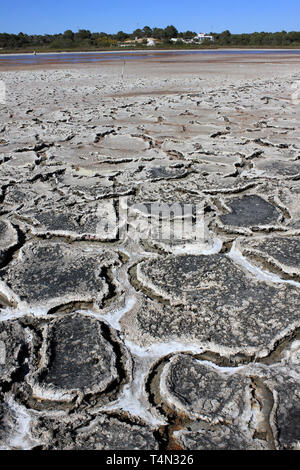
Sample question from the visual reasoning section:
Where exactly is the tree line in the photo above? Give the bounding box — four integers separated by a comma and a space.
1, 26, 300, 51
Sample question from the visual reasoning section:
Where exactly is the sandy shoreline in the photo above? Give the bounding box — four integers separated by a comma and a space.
1, 47, 300, 56
1, 49, 300, 72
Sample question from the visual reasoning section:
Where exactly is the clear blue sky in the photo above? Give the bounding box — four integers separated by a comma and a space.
2, 0, 300, 35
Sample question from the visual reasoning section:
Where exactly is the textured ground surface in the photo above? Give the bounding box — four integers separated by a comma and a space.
0, 53, 299, 450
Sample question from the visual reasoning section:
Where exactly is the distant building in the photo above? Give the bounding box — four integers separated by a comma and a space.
170, 38, 191, 44
193, 33, 214, 43
120, 37, 160, 47
170, 33, 214, 44
146, 38, 157, 46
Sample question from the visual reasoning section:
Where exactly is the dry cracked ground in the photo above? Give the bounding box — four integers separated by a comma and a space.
0, 58, 300, 450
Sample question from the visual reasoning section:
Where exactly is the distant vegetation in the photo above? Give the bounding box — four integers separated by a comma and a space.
1, 26, 300, 52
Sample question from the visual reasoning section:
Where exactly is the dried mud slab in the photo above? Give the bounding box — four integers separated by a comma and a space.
57, 172, 131, 200
160, 355, 251, 423
245, 341, 300, 450
1, 181, 59, 214
176, 424, 267, 450
97, 133, 150, 159
57, 173, 115, 200
276, 183, 300, 227
236, 236, 300, 279
242, 157, 300, 180
116, 161, 190, 186
0, 156, 62, 185
0, 152, 38, 182
272, 370, 300, 450
0, 220, 18, 266
156, 355, 269, 449
26, 314, 130, 407
21, 200, 118, 241
219, 195, 281, 229
135, 179, 201, 204
0, 320, 29, 385
2, 151, 38, 170
33, 413, 159, 450
136, 175, 257, 205
122, 254, 300, 354
0, 241, 119, 312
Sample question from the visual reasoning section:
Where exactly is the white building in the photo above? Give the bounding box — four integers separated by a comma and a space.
170, 38, 191, 44
147, 38, 156, 46
193, 33, 214, 43
171, 34, 214, 44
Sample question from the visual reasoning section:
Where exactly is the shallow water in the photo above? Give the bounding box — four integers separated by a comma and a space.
1, 49, 300, 66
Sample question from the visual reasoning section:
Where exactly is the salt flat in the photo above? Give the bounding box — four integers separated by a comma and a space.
0, 53, 299, 450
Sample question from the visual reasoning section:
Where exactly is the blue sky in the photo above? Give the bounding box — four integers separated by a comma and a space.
2, 0, 300, 35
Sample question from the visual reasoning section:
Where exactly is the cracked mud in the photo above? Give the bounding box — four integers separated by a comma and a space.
0, 54, 300, 450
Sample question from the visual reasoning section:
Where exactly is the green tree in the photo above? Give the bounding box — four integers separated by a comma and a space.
143, 26, 152, 37
181, 30, 196, 39
219, 30, 231, 45
132, 28, 143, 38
163, 25, 178, 39
77, 29, 92, 40
116, 31, 128, 42
152, 28, 164, 39
64, 30, 74, 41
